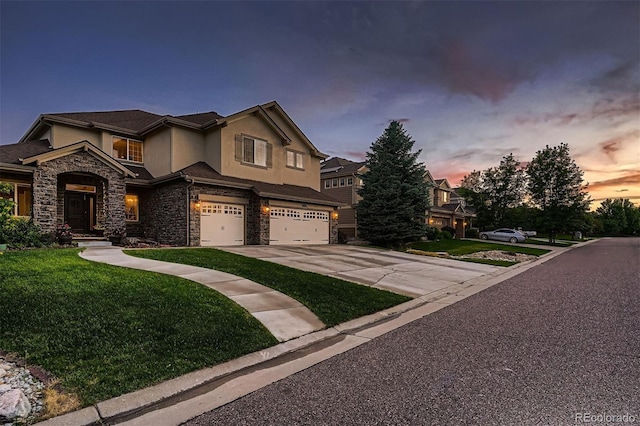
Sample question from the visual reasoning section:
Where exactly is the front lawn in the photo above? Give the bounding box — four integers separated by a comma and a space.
408, 239, 550, 256
127, 248, 411, 326
0, 249, 278, 406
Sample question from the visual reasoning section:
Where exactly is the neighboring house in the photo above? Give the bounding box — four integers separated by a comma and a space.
424, 172, 474, 238
0, 101, 343, 246
318, 155, 473, 240
319, 157, 367, 239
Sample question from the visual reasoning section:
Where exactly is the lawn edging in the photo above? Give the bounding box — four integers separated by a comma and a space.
39, 239, 599, 426
37, 297, 425, 426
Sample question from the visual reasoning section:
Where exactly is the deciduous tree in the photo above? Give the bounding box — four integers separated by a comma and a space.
526, 143, 589, 243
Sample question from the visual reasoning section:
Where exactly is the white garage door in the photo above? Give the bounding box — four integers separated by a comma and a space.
269, 208, 329, 245
200, 202, 245, 246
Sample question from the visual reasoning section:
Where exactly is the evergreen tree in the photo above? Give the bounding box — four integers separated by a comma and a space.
526, 143, 589, 243
357, 121, 429, 247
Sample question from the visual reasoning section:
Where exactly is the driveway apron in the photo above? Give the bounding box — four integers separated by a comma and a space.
220, 245, 502, 298
79, 247, 324, 341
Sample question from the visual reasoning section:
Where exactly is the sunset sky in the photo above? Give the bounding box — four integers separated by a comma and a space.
1, 1, 638, 208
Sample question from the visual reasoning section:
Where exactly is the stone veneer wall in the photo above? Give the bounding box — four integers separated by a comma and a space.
188, 184, 252, 246
144, 181, 189, 246
125, 187, 153, 238
31, 152, 126, 235
330, 212, 339, 244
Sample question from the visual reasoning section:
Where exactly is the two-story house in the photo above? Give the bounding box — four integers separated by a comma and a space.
0, 101, 342, 246
320, 157, 366, 239
424, 172, 474, 238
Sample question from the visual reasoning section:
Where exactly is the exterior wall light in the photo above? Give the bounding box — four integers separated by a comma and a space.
331, 211, 339, 220
262, 206, 270, 215
194, 201, 201, 211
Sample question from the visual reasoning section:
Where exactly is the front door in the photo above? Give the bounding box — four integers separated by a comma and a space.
64, 192, 95, 233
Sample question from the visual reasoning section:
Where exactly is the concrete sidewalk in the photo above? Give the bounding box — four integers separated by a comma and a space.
221, 245, 503, 298
79, 247, 324, 342
42, 241, 596, 426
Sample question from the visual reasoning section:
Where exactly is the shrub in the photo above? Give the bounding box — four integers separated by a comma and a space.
425, 226, 439, 241
442, 226, 456, 236
466, 228, 479, 238
1, 217, 51, 248
440, 230, 453, 240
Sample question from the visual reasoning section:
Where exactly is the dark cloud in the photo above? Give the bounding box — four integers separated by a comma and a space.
284, 2, 639, 103
588, 173, 640, 192
597, 130, 640, 161
395, 118, 411, 124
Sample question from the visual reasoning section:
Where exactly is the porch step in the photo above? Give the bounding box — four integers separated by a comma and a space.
74, 236, 112, 247
76, 240, 112, 247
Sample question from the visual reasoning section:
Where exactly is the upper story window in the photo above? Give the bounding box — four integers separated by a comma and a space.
324, 180, 331, 189
286, 150, 305, 170
347, 177, 353, 186
113, 137, 143, 163
0, 182, 31, 217
235, 135, 272, 168
339, 178, 345, 187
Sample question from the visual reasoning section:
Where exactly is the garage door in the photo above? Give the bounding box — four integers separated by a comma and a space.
269, 208, 329, 245
200, 202, 244, 246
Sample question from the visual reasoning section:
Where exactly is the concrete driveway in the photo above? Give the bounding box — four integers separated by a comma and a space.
221, 245, 502, 298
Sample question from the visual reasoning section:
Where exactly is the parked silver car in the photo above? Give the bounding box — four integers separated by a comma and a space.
479, 228, 527, 243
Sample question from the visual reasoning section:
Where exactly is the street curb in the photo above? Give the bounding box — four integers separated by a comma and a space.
36, 240, 595, 425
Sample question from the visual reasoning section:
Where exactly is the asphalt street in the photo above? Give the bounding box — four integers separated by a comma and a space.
183, 238, 639, 426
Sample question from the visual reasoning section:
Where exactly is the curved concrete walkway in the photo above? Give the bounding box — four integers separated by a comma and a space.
79, 247, 324, 341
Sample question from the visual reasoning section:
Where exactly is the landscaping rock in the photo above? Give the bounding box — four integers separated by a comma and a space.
0, 389, 31, 422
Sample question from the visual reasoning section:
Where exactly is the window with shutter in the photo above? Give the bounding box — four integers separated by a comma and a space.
238, 135, 269, 167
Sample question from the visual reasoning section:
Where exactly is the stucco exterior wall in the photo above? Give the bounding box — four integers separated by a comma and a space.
51, 124, 101, 149
219, 115, 320, 189
204, 129, 222, 173
143, 128, 171, 178
172, 128, 205, 173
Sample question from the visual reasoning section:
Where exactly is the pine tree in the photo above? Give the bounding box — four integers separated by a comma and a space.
357, 121, 429, 247
526, 143, 589, 243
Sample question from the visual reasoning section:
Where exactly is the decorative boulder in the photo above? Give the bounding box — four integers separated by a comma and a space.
0, 389, 31, 422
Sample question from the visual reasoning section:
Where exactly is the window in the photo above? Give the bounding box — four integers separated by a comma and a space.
0, 182, 31, 217
347, 177, 353, 186
113, 137, 143, 163
125, 194, 139, 221
332, 179, 338, 187
242, 137, 267, 167
339, 178, 345, 187
324, 180, 331, 189
286, 150, 305, 170
442, 191, 449, 203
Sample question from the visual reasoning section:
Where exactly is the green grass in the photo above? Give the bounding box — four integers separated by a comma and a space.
408, 239, 550, 256
0, 249, 278, 406
127, 248, 411, 326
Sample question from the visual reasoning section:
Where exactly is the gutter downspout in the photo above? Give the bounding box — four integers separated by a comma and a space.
185, 175, 195, 247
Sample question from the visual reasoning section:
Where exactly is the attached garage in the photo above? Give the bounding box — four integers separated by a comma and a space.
200, 202, 245, 246
269, 207, 329, 245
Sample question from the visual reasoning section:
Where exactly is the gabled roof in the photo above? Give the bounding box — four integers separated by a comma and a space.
0, 139, 52, 164
320, 157, 366, 178
19, 141, 137, 177
17, 102, 328, 159
180, 162, 343, 207
46, 110, 163, 133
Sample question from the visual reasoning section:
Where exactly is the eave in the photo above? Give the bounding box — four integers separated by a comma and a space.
20, 141, 137, 178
